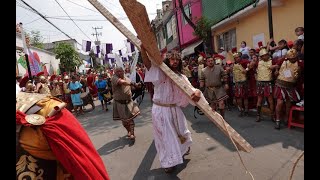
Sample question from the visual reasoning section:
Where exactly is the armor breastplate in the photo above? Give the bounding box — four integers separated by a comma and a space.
16, 127, 57, 180
51, 86, 62, 97
256, 60, 272, 81
277, 61, 299, 83
233, 64, 247, 82
39, 83, 51, 95
16, 92, 48, 112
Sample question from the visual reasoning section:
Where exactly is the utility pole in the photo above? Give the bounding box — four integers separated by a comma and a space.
92, 26, 103, 45
267, 0, 274, 39
92, 27, 103, 66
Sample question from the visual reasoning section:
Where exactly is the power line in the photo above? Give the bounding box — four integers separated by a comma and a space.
65, 0, 99, 13
47, 16, 130, 21
19, 0, 80, 45
64, 0, 156, 24
47, 15, 103, 18
53, 0, 92, 41
24, 17, 42, 25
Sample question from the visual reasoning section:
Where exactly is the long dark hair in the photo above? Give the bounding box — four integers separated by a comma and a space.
278, 39, 289, 50
164, 58, 183, 74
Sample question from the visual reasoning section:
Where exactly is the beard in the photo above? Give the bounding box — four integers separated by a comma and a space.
169, 63, 179, 72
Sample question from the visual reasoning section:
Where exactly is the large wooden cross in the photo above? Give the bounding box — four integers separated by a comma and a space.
87, 0, 253, 153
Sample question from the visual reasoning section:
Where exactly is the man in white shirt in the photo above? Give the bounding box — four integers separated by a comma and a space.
218, 47, 227, 58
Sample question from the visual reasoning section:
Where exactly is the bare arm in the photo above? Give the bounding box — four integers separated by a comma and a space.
34, 83, 42, 93
117, 78, 140, 88
117, 78, 131, 86
199, 69, 205, 91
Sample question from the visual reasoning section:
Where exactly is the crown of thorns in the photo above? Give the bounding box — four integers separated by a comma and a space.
166, 50, 181, 59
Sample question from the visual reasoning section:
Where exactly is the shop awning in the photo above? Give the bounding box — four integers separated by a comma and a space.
181, 40, 203, 57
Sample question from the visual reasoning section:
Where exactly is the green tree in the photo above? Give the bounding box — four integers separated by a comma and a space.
177, 0, 214, 54
96, 64, 107, 72
193, 16, 215, 54
28, 31, 44, 49
54, 42, 83, 72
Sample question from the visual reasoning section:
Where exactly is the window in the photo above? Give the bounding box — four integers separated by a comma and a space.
171, 16, 177, 39
166, 20, 173, 39
156, 33, 161, 49
182, 4, 192, 25
162, 27, 167, 40
216, 28, 236, 52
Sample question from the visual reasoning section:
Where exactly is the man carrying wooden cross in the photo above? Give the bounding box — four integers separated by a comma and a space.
143, 47, 203, 173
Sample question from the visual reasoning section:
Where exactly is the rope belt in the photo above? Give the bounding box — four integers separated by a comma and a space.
153, 101, 176, 107
115, 99, 131, 104
207, 85, 222, 90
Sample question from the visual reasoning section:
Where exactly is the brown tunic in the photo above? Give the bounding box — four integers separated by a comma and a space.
111, 75, 140, 121
200, 65, 228, 103
112, 75, 132, 101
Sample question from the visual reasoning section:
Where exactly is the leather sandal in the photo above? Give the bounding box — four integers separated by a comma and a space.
164, 166, 175, 173
275, 120, 280, 130
256, 115, 261, 122
184, 147, 191, 156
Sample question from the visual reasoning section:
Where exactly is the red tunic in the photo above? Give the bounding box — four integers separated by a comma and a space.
87, 75, 98, 97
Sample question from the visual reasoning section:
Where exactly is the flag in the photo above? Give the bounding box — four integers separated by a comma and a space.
93, 45, 100, 57
27, 49, 42, 76
102, 43, 113, 54
82, 40, 91, 52
107, 53, 115, 59
101, 43, 106, 55
115, 54, 124, 69
17, 55, 27, 69
106, 43, 113, 54
126, 39, 135, 53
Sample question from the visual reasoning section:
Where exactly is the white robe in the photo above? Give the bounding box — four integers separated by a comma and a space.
145, 64, 197, 168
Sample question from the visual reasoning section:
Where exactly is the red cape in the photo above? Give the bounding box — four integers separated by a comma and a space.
16, 110, 110, 180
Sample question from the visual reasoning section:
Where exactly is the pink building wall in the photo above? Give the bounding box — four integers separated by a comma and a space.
175, 0, 202, 47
